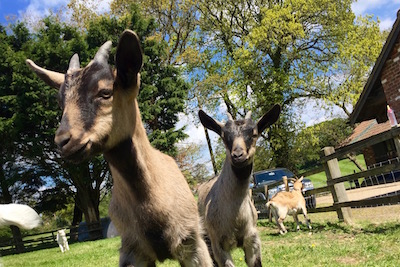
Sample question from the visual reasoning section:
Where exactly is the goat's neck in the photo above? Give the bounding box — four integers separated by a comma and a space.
218, 159, 253, 197
292, 188, 303, 195
104, 101, 154, 202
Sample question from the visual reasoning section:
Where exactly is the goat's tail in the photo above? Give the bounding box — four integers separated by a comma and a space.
266, 201, 271, 209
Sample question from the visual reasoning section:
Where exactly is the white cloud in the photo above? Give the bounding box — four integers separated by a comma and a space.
22, 0, 68, 19
351, 0, 399, 31
292, 98, 347, 127
20, 0, 111, 22
379, 17, 396, 30
351, 0, 387, 16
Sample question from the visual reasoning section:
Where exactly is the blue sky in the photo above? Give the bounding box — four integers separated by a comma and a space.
1, 0, 400, 30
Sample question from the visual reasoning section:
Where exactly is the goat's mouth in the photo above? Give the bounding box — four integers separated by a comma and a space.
231, 156, 251, 168
60, 140, 92, 163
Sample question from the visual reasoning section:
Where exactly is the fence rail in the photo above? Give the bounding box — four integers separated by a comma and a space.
0, 222, 105, 256
252, 126, 400, 222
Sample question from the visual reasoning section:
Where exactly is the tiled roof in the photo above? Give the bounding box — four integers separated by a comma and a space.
339, 119, 391, 147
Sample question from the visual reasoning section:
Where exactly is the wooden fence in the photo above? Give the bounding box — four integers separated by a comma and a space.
253, 126, 400, 223
0, 222, 105, 256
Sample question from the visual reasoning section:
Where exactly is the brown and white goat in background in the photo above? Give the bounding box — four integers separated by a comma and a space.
26, 30, 212, 267
198, 106, 281, 267
266, 177, 312, 235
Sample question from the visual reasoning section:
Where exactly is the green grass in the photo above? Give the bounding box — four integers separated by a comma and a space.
306, 155, 367, 188
3, 218, 400, 267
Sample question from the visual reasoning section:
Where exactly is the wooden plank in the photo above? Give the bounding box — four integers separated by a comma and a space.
299, 165, 325, 177
303, 186, 331, 196
323, 147, 353, 223
308, 206, 337, 213
322, 127, 400, 162
334, 194, 400, 208
326, 161, 400, 186
307, 194, 400, 214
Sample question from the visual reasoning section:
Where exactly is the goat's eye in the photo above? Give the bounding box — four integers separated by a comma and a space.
98, 89, 113, 100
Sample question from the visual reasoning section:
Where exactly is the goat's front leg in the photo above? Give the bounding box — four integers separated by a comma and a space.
211, 239, 234, 267
243, 231, 262, 267
293, 213, 300, 231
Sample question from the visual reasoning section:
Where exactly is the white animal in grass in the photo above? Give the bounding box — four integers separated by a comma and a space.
56, 229, 70, 253
0, 204, 42, 230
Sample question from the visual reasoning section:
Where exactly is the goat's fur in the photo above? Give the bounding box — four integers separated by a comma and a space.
198, 106, 280, 267
56, 229, 70, 253
26, 30, 212, 266
0, 204, 42, 230
266, 177, 312, 234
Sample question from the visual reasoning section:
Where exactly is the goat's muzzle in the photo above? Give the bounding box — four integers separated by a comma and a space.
55, 128, 91, 163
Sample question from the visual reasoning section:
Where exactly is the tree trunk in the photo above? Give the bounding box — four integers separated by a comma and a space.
10, 225, 24, 253
204, 128, 218, 175
346, 153, 366, 171
75, 163, 102, 241
66, 162, 103, 241
70, 201, 83, 242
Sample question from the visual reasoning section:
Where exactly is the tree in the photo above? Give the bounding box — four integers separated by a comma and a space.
111, 0, 199, 65
292, 118, 353, 170
0, 23, 49, 252
190, 0, 384, 169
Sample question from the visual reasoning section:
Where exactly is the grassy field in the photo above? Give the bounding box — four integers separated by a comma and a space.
2, 213, 400, 267
5, 156, 400, 267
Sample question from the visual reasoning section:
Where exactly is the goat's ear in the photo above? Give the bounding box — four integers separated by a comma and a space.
198, 110, 223, 136
256, 104, 281, 134
116, 30, 143, 89
298, 176, 304, 182
26, 59, 65, 89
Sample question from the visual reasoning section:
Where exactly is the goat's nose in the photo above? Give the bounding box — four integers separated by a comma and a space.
232, 148, 244, 160
54, 127, 71, 150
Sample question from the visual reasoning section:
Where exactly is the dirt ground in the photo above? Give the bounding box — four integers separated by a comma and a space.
313, 181, 400, 224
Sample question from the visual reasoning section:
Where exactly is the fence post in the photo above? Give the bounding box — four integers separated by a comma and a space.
323, 146, 353, 224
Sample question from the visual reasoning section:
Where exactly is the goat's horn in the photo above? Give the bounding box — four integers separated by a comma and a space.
227, 113, 233, 121
68, 54, 80, 72
94, 40, 112, 63
26, 59, 65, 89
245, 111, 252, 120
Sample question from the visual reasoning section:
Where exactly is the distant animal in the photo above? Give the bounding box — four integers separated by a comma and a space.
0, 204, 42, 230
56, 229, 70, 253
266, 177, 312, 234
26, 30, 212, 266
197, 105, 281, 267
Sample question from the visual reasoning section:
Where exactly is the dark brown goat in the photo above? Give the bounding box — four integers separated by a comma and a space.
197, 106, 280, 267
26, 30, 212, 267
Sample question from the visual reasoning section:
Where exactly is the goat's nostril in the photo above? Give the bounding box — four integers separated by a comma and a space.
232, 151, 244, 159
55, 132, 71, 149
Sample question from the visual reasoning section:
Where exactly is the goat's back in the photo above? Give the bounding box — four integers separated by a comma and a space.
268, 191, 306, 209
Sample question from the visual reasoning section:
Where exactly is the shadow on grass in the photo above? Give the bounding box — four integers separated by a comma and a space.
258, 219, 400, 235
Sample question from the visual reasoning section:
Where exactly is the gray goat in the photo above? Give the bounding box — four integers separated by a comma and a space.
197, 106, 281, 267
26, 30, 212, 267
